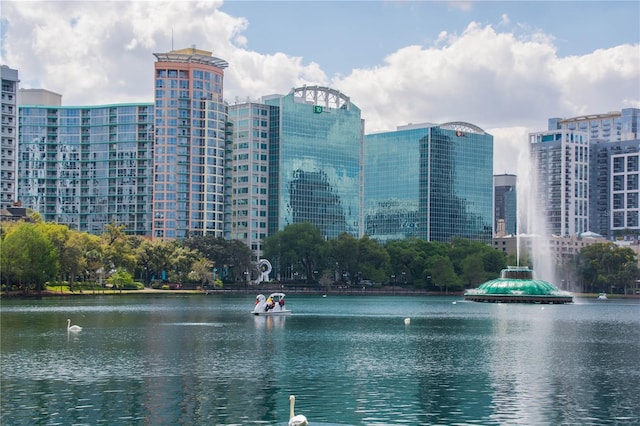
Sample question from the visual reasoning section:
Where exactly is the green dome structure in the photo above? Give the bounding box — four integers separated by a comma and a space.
464, 266, 573, 304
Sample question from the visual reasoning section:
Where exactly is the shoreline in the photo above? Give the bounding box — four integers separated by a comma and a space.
2, 287, 639, 299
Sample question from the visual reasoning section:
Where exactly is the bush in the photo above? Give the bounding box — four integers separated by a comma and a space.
122, 281, 144, 290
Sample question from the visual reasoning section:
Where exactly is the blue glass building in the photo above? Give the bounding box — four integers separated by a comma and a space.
494, 173, 517, 236
263, 86, 363, 239
364, 122, 493, 244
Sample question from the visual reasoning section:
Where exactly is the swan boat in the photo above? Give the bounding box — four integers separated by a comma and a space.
252, 292, 292, 316
598, 292, 608, 300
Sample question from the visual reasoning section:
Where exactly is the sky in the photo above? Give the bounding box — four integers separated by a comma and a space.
1, 0, 639, 175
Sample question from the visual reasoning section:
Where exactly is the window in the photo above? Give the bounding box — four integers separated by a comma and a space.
613, 157, 625, 173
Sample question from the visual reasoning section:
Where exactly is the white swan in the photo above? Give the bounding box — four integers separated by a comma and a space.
67, 319, 82, 332
288, 395, 308, 426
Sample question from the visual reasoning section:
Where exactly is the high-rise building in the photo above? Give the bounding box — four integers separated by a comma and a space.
19, 88, 62, 107
18, 100, 154, 235
152, 47, 231, 239
534, 108, 640, 238
364, 122, 494, 244
228, 101, 277, 259
262, 86, 364, 240
1, 65, 19, 210
589, 139, 640, 236
549, 108, 639, 142
529, 130, 590, 237
494, 174, 517, 236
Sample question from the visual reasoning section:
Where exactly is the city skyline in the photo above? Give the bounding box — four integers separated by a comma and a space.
2, 1, 639, 175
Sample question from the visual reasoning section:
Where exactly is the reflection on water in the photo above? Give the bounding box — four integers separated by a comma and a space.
1, 295, 639, 425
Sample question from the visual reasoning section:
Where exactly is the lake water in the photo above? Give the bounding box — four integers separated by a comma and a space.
1, 294, 639, 425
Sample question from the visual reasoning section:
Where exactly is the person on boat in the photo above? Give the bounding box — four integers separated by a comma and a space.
266, 296, 275, 310
279, 298, 285, 309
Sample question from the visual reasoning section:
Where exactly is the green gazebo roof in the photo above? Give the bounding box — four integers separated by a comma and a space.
464, 266, 573, 303
472, 278, 562, 295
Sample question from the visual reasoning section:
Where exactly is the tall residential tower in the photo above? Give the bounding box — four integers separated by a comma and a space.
152, 47, 231, 239
228, 101, 277, 259
18, 96, 154, 235
1, 65, 19, 210
533, 108, 640, 238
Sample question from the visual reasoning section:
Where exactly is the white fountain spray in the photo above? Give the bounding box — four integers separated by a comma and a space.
516, 135, 557, 285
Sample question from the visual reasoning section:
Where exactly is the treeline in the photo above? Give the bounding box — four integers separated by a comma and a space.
0, 220, 253, 293
263, 223, 640, 294
263, 223, 510, 291
2, 219, 637, 294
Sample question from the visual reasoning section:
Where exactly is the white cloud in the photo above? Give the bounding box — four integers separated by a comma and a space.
2, 1, 638, 176
487, 126, 532, 177
331, 22, 639, 174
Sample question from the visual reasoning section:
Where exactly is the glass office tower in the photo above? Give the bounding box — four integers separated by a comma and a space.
494, 173, 517, 236
364, 122, 493, 244
152, 47, 230, 239
263, 86, 364, 239
18, 103, 154, 235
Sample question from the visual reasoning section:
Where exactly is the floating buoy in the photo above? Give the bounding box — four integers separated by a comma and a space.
404, 318, 410, 325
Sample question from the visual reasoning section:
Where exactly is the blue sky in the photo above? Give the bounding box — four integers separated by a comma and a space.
1, 1, 639, 174
220, 1, 640, 75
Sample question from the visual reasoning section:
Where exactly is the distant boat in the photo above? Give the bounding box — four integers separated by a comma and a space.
252, 292, 292, 315
597, 292, 608, 300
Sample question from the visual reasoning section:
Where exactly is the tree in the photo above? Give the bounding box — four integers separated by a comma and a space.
385, 238, 448, 285
101, 222, 136, 272
35, 222, 70, 284
264, 223, 329, 283
189, 258, 215, 288
65, 231, 101, 290
460, 253, 485, 288
358, 235, 391, 284
169, 245, 202, 284
330, 233, 360, 284
577, 242, 639, 293
0, 223, 57, 292
107, 268, 135, 292
182, 236, 253, 282
429, 255, 461, 293
135, 239, 174, 284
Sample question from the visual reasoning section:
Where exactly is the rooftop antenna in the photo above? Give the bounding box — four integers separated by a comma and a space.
171, 27, 174, 50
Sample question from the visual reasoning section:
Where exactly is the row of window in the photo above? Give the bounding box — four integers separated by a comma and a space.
155, 69, 221, 82
612, 155, 639, 173
612, 174, 640, 191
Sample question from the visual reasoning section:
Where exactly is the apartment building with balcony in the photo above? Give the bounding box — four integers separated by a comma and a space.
18, 97, 154, 235
152, 46, 231, 239
1, 65, 19, 210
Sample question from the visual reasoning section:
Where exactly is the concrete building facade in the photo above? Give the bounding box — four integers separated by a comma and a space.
1, 65, 19, 210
